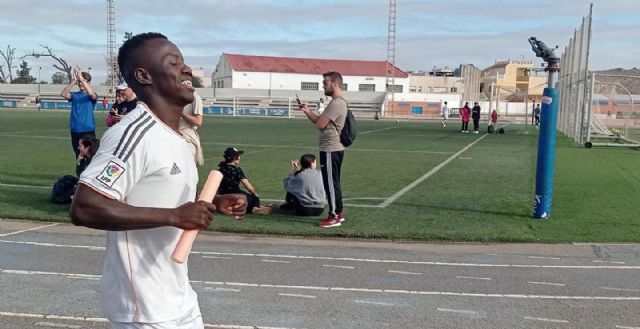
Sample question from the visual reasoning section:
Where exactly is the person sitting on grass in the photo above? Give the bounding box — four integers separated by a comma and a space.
217, 147, 272, 215
76, 135, 100, 177
278, 154, 326, 216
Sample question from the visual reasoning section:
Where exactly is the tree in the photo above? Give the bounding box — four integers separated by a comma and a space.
12, 60, 36, 84
51, 71, 69, 84
23, 45, 72, 82
192, 76, 203, 88
0, 45, 17, 83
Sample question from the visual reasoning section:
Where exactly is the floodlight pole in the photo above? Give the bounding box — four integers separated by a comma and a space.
529, 37, 560, 219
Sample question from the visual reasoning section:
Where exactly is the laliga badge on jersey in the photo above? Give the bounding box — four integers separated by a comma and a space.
97, 161, 125, 188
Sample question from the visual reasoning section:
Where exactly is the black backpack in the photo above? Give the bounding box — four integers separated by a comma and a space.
335, 97, 357, 147
50, 175, 78, 204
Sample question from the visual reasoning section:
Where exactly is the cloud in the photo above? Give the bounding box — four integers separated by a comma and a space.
0, 0, 637, 83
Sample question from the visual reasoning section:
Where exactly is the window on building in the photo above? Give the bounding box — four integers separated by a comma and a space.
342, 83, 348, 91
386, 84, 403, 93
450, 87, 458, 93
301, 82, 319, 90
410, 86, 417, 92
359, 84, 376, 92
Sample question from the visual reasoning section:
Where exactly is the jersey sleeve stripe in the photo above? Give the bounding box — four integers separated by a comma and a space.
116, 116, 153, 160
122, 121, 156, 163
113, 112, 149, 157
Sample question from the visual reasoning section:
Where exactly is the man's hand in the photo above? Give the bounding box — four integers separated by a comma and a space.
213, 194, 247, 219
172, 200, 215, 230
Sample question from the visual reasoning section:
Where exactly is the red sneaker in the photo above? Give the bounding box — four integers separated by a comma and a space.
337, 213, 345, 223
319, 215, 341, 228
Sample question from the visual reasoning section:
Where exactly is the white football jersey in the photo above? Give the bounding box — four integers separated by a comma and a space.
79, 103, 200, 323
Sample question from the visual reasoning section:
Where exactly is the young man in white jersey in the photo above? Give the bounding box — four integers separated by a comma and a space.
441, 101, 449, 127
70, 32, 247, 329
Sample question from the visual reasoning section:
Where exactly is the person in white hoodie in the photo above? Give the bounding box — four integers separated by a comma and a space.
280, 154, 326, 216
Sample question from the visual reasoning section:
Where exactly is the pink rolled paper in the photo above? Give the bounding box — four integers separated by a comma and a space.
171, 170, 223, 263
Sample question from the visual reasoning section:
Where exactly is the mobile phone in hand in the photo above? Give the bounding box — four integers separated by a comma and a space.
295, 94, 301, 105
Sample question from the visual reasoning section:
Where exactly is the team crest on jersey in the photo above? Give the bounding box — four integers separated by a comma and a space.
97, 161, 125, 188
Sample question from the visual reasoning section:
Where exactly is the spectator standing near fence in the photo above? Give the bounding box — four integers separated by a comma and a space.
60, 66, 97, 158
180, 79, 204, 166
471, 101, 481, 134
299, 71, 348, 228
534, 104, 541, 127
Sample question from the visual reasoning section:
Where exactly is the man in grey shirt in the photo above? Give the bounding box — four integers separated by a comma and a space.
299, 71, 347, 228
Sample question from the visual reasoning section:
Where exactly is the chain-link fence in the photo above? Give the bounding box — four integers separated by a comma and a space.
557, 5, 639, 148
557, 5, 592, 145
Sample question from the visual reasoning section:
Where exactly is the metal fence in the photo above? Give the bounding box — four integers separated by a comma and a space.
557, 5, 592, 145
557, 5, 639, 148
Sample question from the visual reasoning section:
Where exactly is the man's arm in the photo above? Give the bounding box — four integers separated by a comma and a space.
70, 184, 215, 231
60, 80, 75, 101
301, 104, 331, 130
181, 112, 203, 127
77, 79, 97, 101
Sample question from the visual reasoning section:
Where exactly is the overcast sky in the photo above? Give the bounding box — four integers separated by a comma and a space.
1, 0, 637, 83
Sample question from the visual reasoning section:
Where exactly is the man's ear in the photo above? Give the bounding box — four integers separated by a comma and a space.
135, 68, 152, 86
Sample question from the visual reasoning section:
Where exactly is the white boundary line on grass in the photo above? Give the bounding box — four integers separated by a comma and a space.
0, 134, 67, 140
0, 129, 68, 136
201, 141, 452, 155
0, 181, 50, 189
379, 133, 489, 208
359, 126, 403, 135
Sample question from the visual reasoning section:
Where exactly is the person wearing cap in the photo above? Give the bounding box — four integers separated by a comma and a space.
179, 79, 204, 166
217, 147, 272, 215
60, 65, 97, 158
114, 84, 138, 116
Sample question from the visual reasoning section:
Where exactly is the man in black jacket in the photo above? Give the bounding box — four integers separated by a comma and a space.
472, 102, 481, 134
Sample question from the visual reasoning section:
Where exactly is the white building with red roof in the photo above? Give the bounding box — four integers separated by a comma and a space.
212, 53, 409, 93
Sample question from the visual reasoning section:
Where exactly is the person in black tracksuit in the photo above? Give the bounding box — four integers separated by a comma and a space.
299, 71, 348, 228
472, 102, 482, 134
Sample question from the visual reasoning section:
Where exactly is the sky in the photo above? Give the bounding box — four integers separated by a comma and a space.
0, 0, 638, 84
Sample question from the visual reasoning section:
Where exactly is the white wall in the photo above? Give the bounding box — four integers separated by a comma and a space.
230, 71, 409, 92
